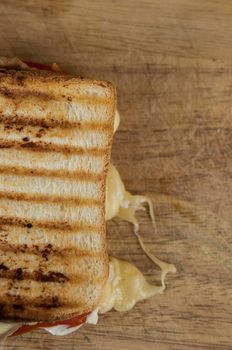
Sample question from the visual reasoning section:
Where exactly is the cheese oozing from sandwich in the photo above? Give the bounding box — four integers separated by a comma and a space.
99, 257, 170, 313
107, 111, 156, 232
103, 111, 176, 312
102, 162, 176, 314
106, 163, 156, 233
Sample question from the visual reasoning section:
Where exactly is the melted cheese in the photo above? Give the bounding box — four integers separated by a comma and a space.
105, 163, 125, 220
106, 163, 156, 234
99, 257, 175, 313
114, 110, 120, 133
51, 62, 61, 72
0, 322, 20, 339
107, 110, 157, 233
0, 323, 14, 336
105, 159, 176, 311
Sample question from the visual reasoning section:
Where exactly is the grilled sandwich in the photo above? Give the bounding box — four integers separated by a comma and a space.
0, 67, 116, 322
0, 58, 176, 338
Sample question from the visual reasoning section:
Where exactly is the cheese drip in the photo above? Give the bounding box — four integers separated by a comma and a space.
106, 163, 156, 233
108, 111, 158, 233
105, 163, 176, 311
99, 257, 162, 313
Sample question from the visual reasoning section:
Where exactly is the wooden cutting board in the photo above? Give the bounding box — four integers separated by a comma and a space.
0, 1, 232, 349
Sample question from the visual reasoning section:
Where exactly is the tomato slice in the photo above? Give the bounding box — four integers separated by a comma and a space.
11, 312, 90, 336
23, 61, 53, 71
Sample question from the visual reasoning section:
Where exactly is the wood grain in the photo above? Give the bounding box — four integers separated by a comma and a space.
0, 0, 232, 349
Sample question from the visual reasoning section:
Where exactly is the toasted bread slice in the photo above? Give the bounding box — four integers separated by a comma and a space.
0, 68, 116, 322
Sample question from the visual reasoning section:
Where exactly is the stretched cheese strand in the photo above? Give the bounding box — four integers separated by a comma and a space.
118, 191, 157, 235
117, 192, 176, 289
134, 233, 176, 289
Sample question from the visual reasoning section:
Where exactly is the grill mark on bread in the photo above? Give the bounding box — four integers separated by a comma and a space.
0, 298, 91, 313
0, 298, 63, 312
37, 297, 62, 309
0, 139, 107, 156
0, 299, 97, 322
0, 228, 104, 255
0, 69, 113, 96
0, 86, 111, 105
0, 113, 111, 131
0, 268, 70, 283
36, 271, 69, 283
0, 288, 86, 307
0, 217, 99, 232
0, 165, 102, 181
13, 304, 24, 311
0, 263, 9, 271
0, 149, 106, 176
0, 190, 101, 206
1, 122, 110, 148
0, 268, 102, 285
0, 243, 103, 258
0, 307, 88, 320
